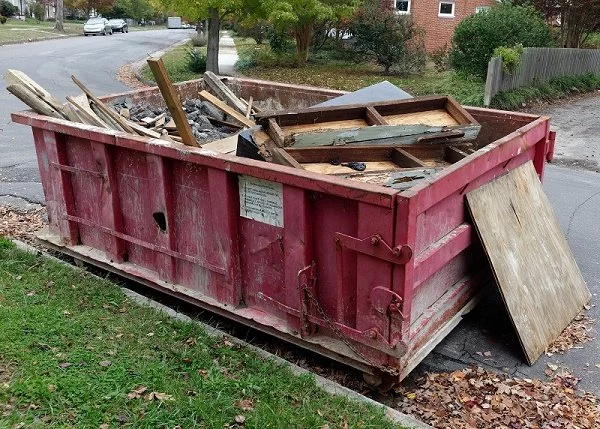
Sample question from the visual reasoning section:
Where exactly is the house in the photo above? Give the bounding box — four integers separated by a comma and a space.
7, 0, 56, 19
382, 0, 497, 52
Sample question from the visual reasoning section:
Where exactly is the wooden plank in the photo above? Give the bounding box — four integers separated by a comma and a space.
5, 69, 69, 119
283, 119, 368, 135
123, 118, 162, 138
146, 59, 199, 147
392, 148, 428, 167
302, 161, 398, 175
71, 76, 137, 134
203, 71, 247, 114
66, 95, 108, 127
89, 102, 124, 131
444, 146, 470, 163
7, 84, 65, 119
245, 96, 253, 118
266, 118, 285, 147
206, 116, 243, 130
198, 90, 255, 128
267, 143, 303, 169
200, 134, 239, 154
365, 106, 388, 125
290, 124, 478, 148
384, 109, 458, 127
466, 162, 591, 364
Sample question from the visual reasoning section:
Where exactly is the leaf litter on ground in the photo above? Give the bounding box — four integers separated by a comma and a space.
396, 366, 600, 428
0, 205, 46, 242
546, 312, 595, 355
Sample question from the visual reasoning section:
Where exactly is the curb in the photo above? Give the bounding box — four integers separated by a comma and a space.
10, 238, 433, 429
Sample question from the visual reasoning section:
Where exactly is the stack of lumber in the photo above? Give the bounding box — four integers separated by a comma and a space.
4, 60, 258, 151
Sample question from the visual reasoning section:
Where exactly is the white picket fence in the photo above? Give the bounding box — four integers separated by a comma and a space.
484, 47, 600, 106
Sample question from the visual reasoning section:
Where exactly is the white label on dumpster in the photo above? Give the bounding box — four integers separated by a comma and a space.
239, 176, 284, 227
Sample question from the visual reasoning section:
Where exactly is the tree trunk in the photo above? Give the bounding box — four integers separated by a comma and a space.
54, 0, 64, 31
206, 8, 220, 74
295, 23, 313, 66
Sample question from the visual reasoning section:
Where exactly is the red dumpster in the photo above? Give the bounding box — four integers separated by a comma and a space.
11, 77, 552, 383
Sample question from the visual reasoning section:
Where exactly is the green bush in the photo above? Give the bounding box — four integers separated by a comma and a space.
349, 3, 426, 75
31, 1, 44, 22
451, 4, 554, 77
236, 22, 267, 45
265, 26, 294, 54
0, 15, 7, 24
186, 48, 206, 73
0, 0, 17, 17
493, 44, 524, 73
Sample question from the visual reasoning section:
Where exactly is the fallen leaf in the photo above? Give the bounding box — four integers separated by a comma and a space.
28, 404, 40, 410
26, 291, 35, 297
59, 362, 71, 369
47, 384, 56, 392
127, 386, 148, 399
115, 334, 123, 338
99, 360, 112, 367
234, 415, 246, 424
198, 369, 208, 379
145, 391, 173, 402
235, 399, 254, 411
99, 424, 109, 429
405, 392, 416, 400
547, 363, 558, 371
146, 332, 154, 337
223, 339, 234, 347
63, 310, 71, 316
483, 351, 492, 357
595, 364, 600, 369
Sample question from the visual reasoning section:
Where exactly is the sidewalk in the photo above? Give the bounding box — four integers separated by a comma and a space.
218, 31, 239, 76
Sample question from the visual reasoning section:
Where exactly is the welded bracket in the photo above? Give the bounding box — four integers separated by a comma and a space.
370, 286, 406, 320
334, 233, 413, 264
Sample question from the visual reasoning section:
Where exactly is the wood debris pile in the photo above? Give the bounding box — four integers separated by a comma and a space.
0, 205, 46, 241
546, 312, 595, 355
396, 367, 600, 429
5, 61, 257, 149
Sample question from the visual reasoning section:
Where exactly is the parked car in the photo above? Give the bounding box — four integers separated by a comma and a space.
108, 19, 128, 33
84, 18, 113, 36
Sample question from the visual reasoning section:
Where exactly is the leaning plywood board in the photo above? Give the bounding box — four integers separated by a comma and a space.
466, 161, 591, 364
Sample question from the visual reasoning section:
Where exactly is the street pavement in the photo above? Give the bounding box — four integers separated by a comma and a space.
0, 29, 193, 205
1, 32, 599, 394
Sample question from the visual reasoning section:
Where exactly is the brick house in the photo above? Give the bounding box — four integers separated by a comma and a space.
381, 0, 498, 52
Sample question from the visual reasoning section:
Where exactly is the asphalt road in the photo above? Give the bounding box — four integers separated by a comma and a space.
0, 29, 192, 205
1, 33, 599, 394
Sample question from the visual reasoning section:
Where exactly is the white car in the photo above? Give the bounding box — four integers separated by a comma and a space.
84, 18, 113, 36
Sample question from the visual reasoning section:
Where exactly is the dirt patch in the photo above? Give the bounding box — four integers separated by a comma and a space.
116, 64, 149, 89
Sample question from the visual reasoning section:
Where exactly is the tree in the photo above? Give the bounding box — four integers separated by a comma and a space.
161, 0, 244, 74
450, 4, 554, 77
349, 1, 424, 74
513, 0, 600, 48
0, 0, 19, 16
266, 0, 336, 65
55, 0, 64, 31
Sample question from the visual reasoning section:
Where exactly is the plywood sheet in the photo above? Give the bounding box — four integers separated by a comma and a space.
385, 109, 458, 126
466, 162, 591, 364
282, 119, 368, 136
302, 161, 398, 175
201, 135, 239, 154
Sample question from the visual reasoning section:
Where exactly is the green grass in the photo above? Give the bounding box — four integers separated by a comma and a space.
582, 32, 600, 49
491, 73, 600, 110
140, 40, 206, 83
0, 17, 164, 44
233, 37, 486, 106
0, 238, 401, 428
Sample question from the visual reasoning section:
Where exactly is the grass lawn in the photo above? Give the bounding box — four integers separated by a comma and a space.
140, 40, 205, 83
0, 18, 165, 44
0, 238, 401, 428
233, 38, 486, 106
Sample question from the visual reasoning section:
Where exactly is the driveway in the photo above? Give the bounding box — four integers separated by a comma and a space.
0, 29, 192, 206
537, 92, 600, 173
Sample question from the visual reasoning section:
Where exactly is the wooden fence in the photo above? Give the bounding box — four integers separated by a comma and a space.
484, 47, 600, 106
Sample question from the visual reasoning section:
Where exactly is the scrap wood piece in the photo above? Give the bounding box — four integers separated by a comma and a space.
290, 124, 477, 148
4, 69, 70, 119
203, 71, 247, 114
7, 84, 65, 120
141, 112, 166, 125
265, 118, 285, 147
200, 135, 239, 154
89, 101, 124, 131
66, 95, 108, 128
244, 96, 253, 118
123, 119, 162, 138
146, 58, 199, 148
466, 161, 591, 364
198, 90, 255, 128
71, 75, 136, 135
266, 142, 303, 169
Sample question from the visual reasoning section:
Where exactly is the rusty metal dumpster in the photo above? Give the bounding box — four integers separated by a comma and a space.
11, 77, 553, 382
